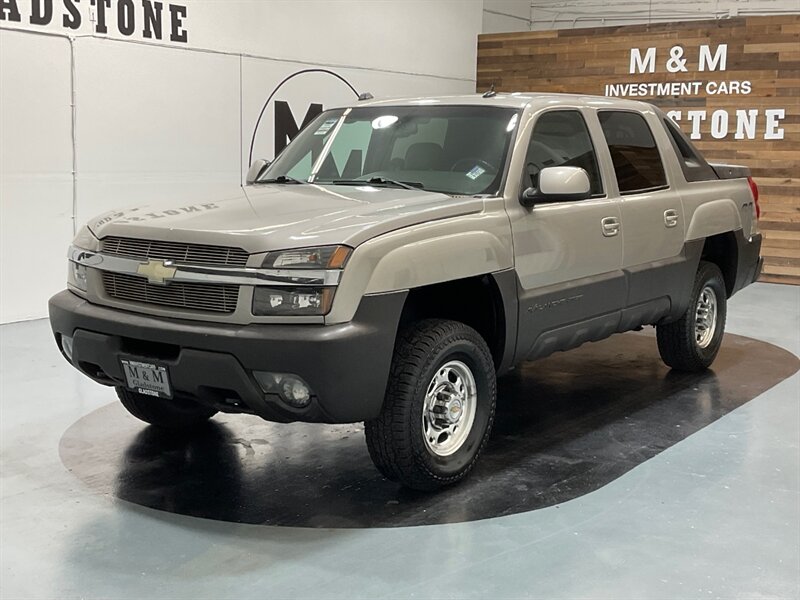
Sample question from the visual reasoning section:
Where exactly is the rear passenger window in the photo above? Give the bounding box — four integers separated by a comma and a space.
598, 111, 668, 194
661, 118, 718, 183
525, 110, 603, 197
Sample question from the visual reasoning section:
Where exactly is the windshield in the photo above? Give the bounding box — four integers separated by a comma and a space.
259, 105, 520, 196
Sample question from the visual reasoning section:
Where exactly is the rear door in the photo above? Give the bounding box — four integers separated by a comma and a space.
596, 110, 687, 326
509, 108, 625, 361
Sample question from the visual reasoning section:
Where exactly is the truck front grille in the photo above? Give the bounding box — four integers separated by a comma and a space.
102, 272, 239, 314
100, 236, 249, 267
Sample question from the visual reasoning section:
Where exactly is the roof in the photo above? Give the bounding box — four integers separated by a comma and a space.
352, 92, 651, 111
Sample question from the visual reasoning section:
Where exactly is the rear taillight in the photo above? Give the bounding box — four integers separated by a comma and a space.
747, 176, 760, 219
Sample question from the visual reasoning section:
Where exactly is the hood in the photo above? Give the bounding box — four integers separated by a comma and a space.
88, 184, 484, 254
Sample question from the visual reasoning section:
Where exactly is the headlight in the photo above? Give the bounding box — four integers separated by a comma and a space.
254, 245, 350, 316
67, 226, 98, 292
252, 287, 335, 316
72, 225, 100, 251
67, 260, 88, 292
261, 245, 351, 269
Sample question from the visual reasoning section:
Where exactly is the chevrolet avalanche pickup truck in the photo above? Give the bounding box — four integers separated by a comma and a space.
50, 93, 763, 490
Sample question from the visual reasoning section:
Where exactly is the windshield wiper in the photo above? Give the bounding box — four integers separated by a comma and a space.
257, 175, 307, 185
331, 177, 424, 191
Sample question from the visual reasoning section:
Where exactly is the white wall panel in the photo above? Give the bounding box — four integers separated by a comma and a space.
0, 0, 481, 82
73, 39, 241, 226
189, 0, 482, 82
482, 0, 531, 33
0, 30, 74, 323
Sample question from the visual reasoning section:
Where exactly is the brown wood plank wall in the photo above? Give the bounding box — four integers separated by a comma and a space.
478, 16, 800, 285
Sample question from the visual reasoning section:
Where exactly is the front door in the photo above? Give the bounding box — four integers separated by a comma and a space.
508, 108, 625, 361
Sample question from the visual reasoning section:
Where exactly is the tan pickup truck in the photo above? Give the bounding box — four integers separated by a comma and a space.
50, 93, 763, 490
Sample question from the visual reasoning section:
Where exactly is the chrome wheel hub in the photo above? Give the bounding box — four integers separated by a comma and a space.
445, 399, 463, 423
694, 285, 718, 349
423, 360, 477, 456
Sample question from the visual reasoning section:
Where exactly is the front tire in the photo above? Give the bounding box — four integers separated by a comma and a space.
656, 260, 727, 372
116, 388, 217, 429
365, 319, 496, 491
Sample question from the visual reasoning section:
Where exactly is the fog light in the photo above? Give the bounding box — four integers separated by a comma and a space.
253, 371, 313, 408
61, 335, 74, 362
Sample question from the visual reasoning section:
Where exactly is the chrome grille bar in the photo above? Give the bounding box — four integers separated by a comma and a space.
100, 236, 249, 267
69, 246, 343, 287
103, 272, 239, 313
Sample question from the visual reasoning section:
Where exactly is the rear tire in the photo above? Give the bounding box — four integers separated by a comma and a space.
365, 319, 496, 491
656, 260, 727, 372
116, 388, 217, 429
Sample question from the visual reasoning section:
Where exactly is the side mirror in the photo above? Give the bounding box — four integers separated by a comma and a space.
246, 159, 270, 184
520, 166, 591, 208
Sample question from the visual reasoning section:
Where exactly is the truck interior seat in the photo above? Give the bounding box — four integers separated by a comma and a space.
405, 142, 444, 171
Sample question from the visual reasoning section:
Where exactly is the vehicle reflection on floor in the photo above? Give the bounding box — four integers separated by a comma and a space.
59, 330, 799, 528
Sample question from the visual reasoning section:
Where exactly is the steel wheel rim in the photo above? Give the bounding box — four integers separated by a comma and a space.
694, 285, 718, 348
422, 360, 478, 457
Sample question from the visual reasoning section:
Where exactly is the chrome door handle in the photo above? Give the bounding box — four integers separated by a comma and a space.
601, 216, 620, 237
664, 209, 679, 228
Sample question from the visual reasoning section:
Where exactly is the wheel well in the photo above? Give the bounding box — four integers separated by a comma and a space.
399, 275, 506, 369
701, 232, 737, 297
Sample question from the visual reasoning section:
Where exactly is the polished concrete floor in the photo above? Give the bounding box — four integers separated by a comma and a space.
1, 283, 799, 599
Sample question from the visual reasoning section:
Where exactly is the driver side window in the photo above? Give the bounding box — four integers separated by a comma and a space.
525, 110, 603, 197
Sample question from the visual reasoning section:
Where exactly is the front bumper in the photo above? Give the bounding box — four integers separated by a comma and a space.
49, 290, 406, 423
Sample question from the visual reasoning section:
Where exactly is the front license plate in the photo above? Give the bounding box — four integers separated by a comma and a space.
121, 358, 172, 399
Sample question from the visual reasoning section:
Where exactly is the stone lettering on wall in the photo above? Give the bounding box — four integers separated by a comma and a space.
0, 0, 188, 43
601, 43, 787, 140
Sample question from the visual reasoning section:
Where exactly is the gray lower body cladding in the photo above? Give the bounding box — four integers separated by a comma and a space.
515, 231, 762, 362
48, 290, 407, 424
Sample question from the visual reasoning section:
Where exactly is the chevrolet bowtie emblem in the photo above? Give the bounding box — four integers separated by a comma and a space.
136, 259, 177, 285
